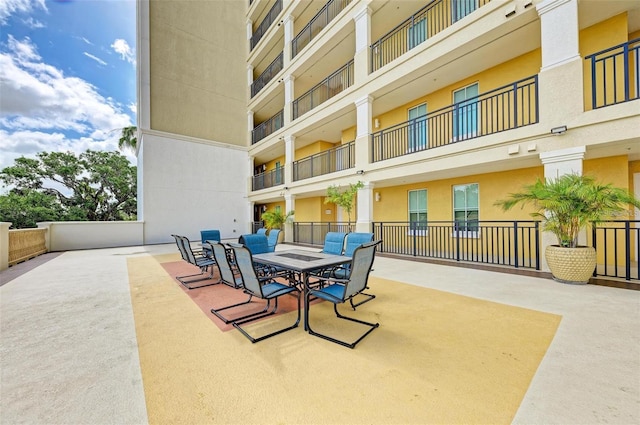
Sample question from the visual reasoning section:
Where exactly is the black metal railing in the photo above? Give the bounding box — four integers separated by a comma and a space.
292, 141, 355, 181
250, 0, 282, 50
252, 110, 284, 144
251, 52, 284, 98
252, 168, 284, 191
370, 0, 491, 72
292, 59, 354, 119
293, 222, 354, 245
291, 0, 352, 58
252, 221, 264, 233
372, 220, 540, 269
371, 75, 538, 162
585, 38, 640, 109
592, 220, 640, 281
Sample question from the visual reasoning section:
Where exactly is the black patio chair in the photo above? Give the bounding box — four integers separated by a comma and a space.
205, 240, 242, 289
210, 244, 300, 343
171, 234, 219, 290
306, 240, 381, 349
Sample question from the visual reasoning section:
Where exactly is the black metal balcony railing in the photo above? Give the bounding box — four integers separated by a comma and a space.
292, 141, 355, 181
293, 222, 354, 245
371, 75, 538, 162
291, 0, 352, 58
292, 60, 354, 119
252, 110, 284, 144
251, 52, 283, 98
585, 38, 640, 109
372, 220, 541, 269
370, 0, 491, 72
252, 168, 284, 191
250, 0, 282, 50
592, 220, 640, 281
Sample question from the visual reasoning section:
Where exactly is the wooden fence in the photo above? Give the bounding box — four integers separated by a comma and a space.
8, 228, 47, 266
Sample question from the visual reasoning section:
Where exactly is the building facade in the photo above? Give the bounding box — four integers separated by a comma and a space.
138, 0, 640, 274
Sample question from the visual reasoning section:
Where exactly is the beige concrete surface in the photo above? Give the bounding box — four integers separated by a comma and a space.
0, 243, 638, 424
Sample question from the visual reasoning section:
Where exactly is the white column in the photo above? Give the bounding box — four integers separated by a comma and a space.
354, 95, 373, 171
539, 146, 585, 180
284, 135, 295, 187
284, 75, 295, 125
0, 222, 10, 271
246, 19, 253, 49
284, 193, 296, 243
356, 182, 374, 233
247, 110, 254, 144
282, 14, 294, 64
247, 64, 254, 99
353, 5, 371, 85
537, 0, 580, 71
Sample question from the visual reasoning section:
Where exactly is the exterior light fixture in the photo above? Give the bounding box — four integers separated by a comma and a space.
356, 170, 365, 175
550, 125, 568, 135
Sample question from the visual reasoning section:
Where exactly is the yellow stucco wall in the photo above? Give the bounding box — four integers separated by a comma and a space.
584, 155, 629, 189
294, 141, 336, 161
293, 197, 331, 222
149, 0, 247, 145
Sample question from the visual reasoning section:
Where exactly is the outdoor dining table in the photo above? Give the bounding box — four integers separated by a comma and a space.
252, 249, 350, 331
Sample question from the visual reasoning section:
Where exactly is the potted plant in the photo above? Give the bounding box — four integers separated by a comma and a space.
496, 174, 640, 284
261, 209, 294, 243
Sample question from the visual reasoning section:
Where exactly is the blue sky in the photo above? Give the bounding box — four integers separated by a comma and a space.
0, 0, 137, 172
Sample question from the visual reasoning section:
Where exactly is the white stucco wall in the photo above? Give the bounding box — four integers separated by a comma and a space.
138, 131, 251, 245
37, 221, 144, 252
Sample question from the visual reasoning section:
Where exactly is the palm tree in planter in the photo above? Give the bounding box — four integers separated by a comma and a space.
261, 209, 294, 241
496, 174, 640, 284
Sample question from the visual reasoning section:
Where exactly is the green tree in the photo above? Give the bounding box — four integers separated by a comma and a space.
0, 150, 137, 228
324, 181, 364, 227
0, 190, 63, 229
118, 126, 137, 153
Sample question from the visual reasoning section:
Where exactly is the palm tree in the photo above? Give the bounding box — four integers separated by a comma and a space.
118, 126, 137, 154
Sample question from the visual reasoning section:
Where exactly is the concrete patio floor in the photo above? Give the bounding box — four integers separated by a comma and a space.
1, 243, 638, 424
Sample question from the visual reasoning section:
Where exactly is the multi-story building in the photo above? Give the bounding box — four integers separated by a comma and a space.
137, 0, 639, 277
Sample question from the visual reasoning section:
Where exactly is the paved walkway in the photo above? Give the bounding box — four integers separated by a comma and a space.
1, 243, 638, 424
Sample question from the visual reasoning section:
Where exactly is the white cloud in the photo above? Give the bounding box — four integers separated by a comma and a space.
80, 36, 92, 45
0, 0, 47, 25
22, 16, 44, 28
128, 102, 137, 114
110, 38, 135, 66
83, 51, 107, 66
0, 35, 135, 170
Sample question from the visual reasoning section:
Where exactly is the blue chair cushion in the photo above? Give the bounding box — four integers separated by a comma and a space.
312, 283, 346, 303
238, 234, 270, 254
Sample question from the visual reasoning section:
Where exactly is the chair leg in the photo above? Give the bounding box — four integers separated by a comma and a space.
210, 295, 281, 325
306, 293, 379, 349
349, 291, 376, 309
176, 265, 220, 290
233, 293, 301, 343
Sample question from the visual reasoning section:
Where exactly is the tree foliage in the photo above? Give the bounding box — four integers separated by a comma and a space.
0, 150, 137, 228
495, 174, 640, 247
118, 126, 137, 153
324, 181, 364, 225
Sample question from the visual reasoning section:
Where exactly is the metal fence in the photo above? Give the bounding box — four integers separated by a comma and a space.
292, 60, 354, 119
252, 109, 284, 144
371, 75, 538, 162
585, 38, 640, 109
292, 141, 355, 181
291, 0, 352, 58
252, 168, 284, 191
250, 0, 282, 50
293, 222, 353, 245
251, 52, 284, 98
370, 0, 491, 72
591, 220, 640, 281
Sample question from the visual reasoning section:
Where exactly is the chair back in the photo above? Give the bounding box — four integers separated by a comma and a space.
344, 232, 374, 257
208, 241, 238, 286
178, 235, 198, 264
321, 232, 347, 255
200, 229, 221, 245
256, 228, 267, 236
267, 229, 281, 251
238, 234, 270, 254
172, 234, 188, 261
343, 240, 380, 300
231, 245, 263, 296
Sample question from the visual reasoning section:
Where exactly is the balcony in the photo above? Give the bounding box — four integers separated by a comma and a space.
252, 109, 284, 144
370, 0, 491, 73
292, 141, 355, 181
251, 52, 283, 98
292, 59, 354, 120
371, 75, 538, 162
252, 167, 284, 191
250, 0, 282, 50
291, 0, 352, 58
585, 38, 640, 109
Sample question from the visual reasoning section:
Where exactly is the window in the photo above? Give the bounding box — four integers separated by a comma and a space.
453, 183, 478, 233
453, 83, 478, 141
408, 17, 427, 49
275, 161, 283, 185
408, 103, 428, 152
408, 189, 428, 234
453, 0, 478, 23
